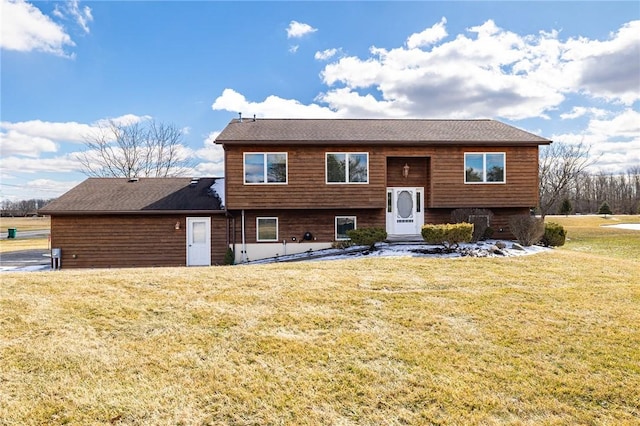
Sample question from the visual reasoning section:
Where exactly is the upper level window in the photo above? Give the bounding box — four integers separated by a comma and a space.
326, 153, 369, 184
244, 153, 287, 184
464, 153, 505, 184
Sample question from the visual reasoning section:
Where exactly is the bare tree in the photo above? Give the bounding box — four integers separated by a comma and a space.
538, 142, 596, 219
77, 120, 194, 178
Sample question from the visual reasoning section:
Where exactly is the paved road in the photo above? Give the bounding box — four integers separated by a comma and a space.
0, 230, 49, 239
0, 247, 52, 272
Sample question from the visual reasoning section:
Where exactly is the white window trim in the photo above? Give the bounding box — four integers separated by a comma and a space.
464, 152, 506, 184
243, 152, 288, 185
256, 217, 279, 242
335, 216, 357, 241
325, 152, 369, 184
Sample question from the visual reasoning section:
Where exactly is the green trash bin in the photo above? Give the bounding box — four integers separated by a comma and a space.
7, 228, 17, 239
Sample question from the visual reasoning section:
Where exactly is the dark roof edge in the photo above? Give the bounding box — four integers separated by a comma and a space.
38, 209, 227, 216
215, 139, 552, 146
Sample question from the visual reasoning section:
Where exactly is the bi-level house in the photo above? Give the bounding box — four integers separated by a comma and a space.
215, 118, 551, 263
40, 118, 551, 268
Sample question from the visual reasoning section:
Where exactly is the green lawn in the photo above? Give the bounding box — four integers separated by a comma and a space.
1, 216, 638, 425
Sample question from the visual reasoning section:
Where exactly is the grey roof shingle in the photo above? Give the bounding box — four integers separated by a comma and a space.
39, 177, 224, 214
215, 118, 551, 145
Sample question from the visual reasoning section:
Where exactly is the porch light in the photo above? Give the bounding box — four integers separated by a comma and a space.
175, 221, 181, 230
402, 163, 410, 178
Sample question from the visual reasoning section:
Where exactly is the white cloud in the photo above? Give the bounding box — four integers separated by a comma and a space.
315, 48, 339, 61
212, 88, 338, 118
289, 44, 299, 54
54, 0, 93, 34
406, 17, 447, 48
560, 107, 610, 120
0, 115, 153, 149
0, 130, 58, 157
0, 155, 84, 174
552, 109, 640, 174
1, 119, 95, 143
286, 20, 317, 39
0, 0, 74, 56
563, 21, 640, 105
97, 114, 152, 127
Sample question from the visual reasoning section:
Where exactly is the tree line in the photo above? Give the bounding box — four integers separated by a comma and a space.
538, 142, 639, 217
1, 199, 54, 217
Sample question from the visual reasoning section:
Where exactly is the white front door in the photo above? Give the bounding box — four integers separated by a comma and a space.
187, 217, 211, 266
386, 188, 424, 235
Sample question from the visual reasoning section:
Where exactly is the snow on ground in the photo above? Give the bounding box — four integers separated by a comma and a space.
603, 224, 640, 230
247, 240, 550, 265
0, 265, 51, 273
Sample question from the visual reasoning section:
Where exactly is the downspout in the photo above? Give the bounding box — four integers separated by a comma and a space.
241, 209, 246, 263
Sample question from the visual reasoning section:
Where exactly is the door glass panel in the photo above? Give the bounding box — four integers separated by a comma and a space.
397, 190, 413, 219
192, 221, 206, 244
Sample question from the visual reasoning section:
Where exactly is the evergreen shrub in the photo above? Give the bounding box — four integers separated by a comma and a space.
223, 247, 235, 265
421, 223, 473, 248
541, 222, 567, 247
346, 227, 387, 249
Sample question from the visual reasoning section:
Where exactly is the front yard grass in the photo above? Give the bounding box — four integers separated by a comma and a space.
1, 216, 638, 425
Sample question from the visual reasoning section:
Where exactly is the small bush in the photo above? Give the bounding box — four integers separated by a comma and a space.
508, 215, 544, 246
421, 223, 473, 249
451, 208, 494, 241
483, 226, 494, 240
346, 227, 387, 249
541, 222, 566, 247
223, 247, 235, 265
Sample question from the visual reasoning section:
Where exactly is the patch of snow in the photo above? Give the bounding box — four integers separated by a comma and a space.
0, 265, 51, 273
243, 240, 550, 265
210, 179, 225, 208
603, 223, 640, 230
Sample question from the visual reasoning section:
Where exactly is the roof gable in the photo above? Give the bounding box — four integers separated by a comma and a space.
40, 177, 224, 214
215, 118, 551, 145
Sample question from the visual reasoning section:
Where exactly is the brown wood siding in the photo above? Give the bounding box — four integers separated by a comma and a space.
386, 157, 429, 187
224, 144, 539, 210
50, 214, 227, 269
225, 145, 387, 210
430, 146, 540, 208
229, 209, 384, 245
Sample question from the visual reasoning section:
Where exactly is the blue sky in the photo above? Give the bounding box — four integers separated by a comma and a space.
1, 0, 639, 201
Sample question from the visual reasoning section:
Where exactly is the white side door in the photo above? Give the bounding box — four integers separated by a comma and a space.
386, 188, 424, 235
187, 217, 211, 266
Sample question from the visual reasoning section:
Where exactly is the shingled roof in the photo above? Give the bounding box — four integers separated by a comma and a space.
39, 177, 224, 215
215, 118, 552, 146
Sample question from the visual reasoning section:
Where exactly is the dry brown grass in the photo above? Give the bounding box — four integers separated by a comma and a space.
0, 217, 50, 254
0, 216, 50, 232
1, 216, 639, 425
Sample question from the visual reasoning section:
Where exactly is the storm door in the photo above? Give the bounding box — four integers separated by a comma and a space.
386, 188, 424, 235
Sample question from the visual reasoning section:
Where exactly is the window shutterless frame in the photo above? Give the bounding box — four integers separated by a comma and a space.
325, 152, 369, 184
464, 152, 506, 184
243, 152, 288, 184
335, 216, 357, 240
256, 217, 278, 242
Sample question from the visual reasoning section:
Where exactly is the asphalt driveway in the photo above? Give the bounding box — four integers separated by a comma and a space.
0, 249, 51, 272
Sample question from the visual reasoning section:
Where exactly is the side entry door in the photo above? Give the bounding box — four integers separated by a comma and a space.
187, 217, 211, 266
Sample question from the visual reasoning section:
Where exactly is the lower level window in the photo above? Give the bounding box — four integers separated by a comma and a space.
257, 217, 278, 242
335, 216, 356, 240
